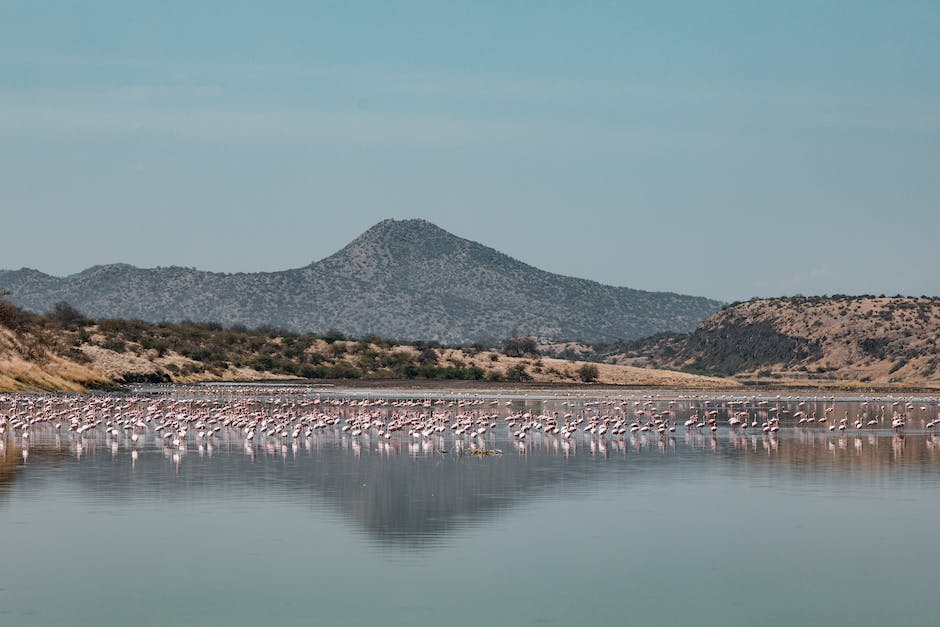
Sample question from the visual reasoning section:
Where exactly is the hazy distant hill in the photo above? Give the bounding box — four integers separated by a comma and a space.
0, 219, 721, 344
606, 296, 940, 387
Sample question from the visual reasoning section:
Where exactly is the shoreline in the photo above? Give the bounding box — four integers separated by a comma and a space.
4, 370, 939, 397
126, 377, 940, 397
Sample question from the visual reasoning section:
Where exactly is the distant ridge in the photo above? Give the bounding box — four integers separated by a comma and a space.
0, 219, 722, 343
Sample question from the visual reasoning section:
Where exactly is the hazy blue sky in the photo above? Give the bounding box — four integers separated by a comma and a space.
1, 1, 937, 301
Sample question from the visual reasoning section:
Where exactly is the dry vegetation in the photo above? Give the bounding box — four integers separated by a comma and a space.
8, 295, 935, 393
0, 301, 110, 392
0, 300, 736, 393
607, 296, 940, 389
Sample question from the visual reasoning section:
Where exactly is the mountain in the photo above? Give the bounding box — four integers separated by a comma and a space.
0, 219, 722, 344
606, 296, 940, 388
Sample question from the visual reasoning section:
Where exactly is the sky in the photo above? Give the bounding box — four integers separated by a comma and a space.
1, 1, 938, 302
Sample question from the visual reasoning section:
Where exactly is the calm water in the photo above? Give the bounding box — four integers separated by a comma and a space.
2, 385, 940, 626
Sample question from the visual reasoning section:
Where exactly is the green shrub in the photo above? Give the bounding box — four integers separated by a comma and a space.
103, 338, 127, 352
322, 329, 346, 344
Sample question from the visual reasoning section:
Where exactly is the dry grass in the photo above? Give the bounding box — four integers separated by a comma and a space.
723, 297, 940, 387
79, 344, 168, 379
0, 328, 109, 393
437, 348, 737, 388
2, 322, 738, 392
79, 344, 296, 385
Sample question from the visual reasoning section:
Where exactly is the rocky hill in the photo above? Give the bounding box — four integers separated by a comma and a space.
0, 219, 721, 344
607, 296, 940, 388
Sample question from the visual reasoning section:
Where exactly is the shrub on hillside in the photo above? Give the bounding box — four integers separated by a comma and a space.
0, 298, 38, 332
502, 336, 539, 358
577, 363, 599, 382
505, 364, 532, 382
48, 302, 90, 329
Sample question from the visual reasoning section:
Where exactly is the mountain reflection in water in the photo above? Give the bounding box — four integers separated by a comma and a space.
2, 387, 939, 549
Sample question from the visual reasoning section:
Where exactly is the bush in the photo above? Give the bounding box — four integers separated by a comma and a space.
322, 329, 346, 344
502, 336, 539, 358
362, 334, 394, 348
505, 364, 532, 382
48, 302, 90, 329
103, 338, 127, 353
356, 352, 380, 371
250, 355, 276, 371
329, 361, 363, 379
577, 363, 599, 382
0, 298, 38, 332
418, 347, 439, 366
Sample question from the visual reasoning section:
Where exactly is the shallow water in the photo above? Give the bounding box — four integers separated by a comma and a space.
2, 386, 939, 626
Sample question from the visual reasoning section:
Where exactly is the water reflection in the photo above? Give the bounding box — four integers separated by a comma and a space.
2, 388, 939, 548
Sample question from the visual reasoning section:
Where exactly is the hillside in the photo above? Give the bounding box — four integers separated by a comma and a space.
0, 301, 737, 393
0, 219, 721, 344
607, 296, 940, 388
0, 301, 110, 392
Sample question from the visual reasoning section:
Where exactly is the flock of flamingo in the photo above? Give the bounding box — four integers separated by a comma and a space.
1, 387, 939, 461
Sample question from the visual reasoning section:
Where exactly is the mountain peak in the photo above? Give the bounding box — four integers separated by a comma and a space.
316, 219, 475, 273
1, 219, 724, 343
355, 218, 455, 246
368, 217, 441, 232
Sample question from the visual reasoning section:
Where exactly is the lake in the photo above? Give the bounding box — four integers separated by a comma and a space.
2, 384, 939, 626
